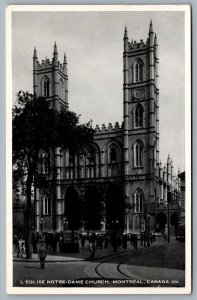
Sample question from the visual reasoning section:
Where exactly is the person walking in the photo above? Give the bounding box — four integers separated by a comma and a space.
38, 244, 47, 269
89, 233, 96, 259
80, 235, 85, 249
17, 237, 23, 258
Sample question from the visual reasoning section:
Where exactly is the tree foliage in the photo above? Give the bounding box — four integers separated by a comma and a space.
13, 91, 94, 187
13, 91, 94, 257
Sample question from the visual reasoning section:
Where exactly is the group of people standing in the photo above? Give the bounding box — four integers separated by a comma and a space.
13, 230, 157, 268
32, 231, 60, 254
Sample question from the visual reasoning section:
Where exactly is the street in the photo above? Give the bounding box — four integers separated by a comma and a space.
13, 239, 185, 288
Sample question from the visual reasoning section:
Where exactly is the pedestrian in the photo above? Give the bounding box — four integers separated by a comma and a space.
21, 241, 26, 258
59, 234, 63, 251
122, 234, 127, 249
17, 237, 23, 258
164, 233, 167, 242
117, 235, 122, 248
13, 234, 18, 252
133, 235, 138, 249
38, 243, 47, 269
52, 233, 57, 254
80, 235, 85, 249
89, 234, 96, 259
150, 233, 155, 244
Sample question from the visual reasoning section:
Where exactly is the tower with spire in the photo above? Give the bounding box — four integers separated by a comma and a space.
33, 42, 68, 110
123, 21, 160, 232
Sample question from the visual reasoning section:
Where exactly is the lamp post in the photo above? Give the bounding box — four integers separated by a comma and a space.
147, 214, 150, 246
168, 196, 170, 243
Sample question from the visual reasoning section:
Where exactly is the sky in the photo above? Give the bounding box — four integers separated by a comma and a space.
11, 10, 185, 173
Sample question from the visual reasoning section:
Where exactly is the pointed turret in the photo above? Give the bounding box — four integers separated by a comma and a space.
53, 41, 58, 64
33, 46, 37, 59
124, 26, 128, 39
54, 41, 58, 54
149, 20, 154, 47
149, 19, 154, 34
63, 52, 67, 75
154, 33, 159, 62
167, 154, 171, 183
124, 26, 129, 52
63, 52, 67, 65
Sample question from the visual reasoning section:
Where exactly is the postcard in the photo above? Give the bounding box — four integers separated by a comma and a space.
6, 4, 191, 294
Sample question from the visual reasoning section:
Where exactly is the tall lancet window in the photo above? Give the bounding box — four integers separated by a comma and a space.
135, 64, 139, 82
42, 195, 51, 215
41, 75, 50, 98
134, 140, 143, 167
110, 147, 117, 162
135, 104, 144, 128
134, 58, 144, 82
134, 189, 144, 213
139, 63, 143, 81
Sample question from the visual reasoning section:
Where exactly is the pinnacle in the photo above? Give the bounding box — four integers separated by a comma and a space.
33, 46, 37, 58
54, 41, 58, 54
63, 52, 67, 64
124, 26, 128, 39
149, 19, 154, 34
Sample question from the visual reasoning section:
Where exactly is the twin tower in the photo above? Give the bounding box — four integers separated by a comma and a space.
33, 42, 68, 110
33, 22, 180, 233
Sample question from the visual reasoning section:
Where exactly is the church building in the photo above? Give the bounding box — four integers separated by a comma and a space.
33, 22, 182, 235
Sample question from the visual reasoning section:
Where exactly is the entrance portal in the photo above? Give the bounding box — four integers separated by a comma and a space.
64, 187, 81, 230
156, 212, 167, 233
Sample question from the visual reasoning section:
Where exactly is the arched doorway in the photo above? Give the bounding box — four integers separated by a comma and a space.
64, 187, 81, 230
156, 212, 167, 233
106, 184, 124, 230
170, 212, 180, 236
84, 186, 103, 230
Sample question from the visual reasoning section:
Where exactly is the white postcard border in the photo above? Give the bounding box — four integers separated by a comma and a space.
6, 4, 191, 295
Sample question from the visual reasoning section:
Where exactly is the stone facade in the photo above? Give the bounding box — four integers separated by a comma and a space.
33, 22, 182, 234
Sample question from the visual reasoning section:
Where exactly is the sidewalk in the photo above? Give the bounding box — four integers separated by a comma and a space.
13, 236, 168, 263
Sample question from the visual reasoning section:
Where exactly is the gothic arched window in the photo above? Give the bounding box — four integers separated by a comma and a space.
139, 63, 143, 81
43, 195, 51, 215
135, 64, 139, 82
41, 75, 50, 98
134, 189, 144, 213
134, 59, 144, 83
41, 151, 50, 174
134, 140, 143, 167
110, 147, 117, 162
135, 104, 144, 128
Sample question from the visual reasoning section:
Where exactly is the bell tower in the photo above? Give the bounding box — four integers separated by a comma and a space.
33, 42, 68, 110
123, 21, 159, 232
33, 43, 68, 232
